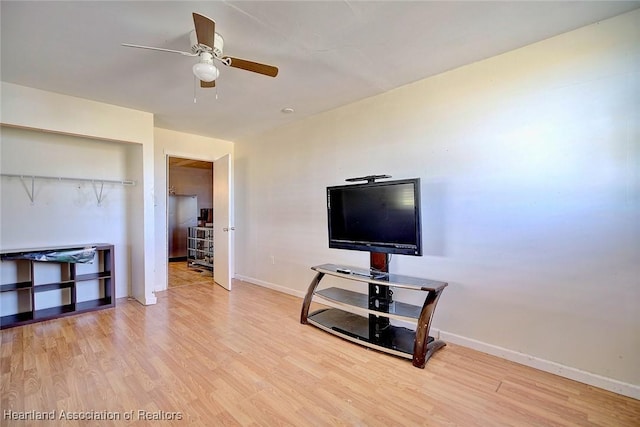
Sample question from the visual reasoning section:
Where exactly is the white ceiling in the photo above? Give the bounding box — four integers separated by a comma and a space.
2, 1, 638, 141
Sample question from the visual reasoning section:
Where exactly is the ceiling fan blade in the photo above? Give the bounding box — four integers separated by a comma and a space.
192, 13, 215, 49
200, 80, 216, 88
121, 43, 196, 56
222, 57, 279, 77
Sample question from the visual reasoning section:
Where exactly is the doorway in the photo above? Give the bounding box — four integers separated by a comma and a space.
167, 156, 214, 288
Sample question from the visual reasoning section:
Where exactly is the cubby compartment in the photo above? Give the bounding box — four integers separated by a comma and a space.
35, 287, 74, 317
33, 262, 72, 286
0, 291, 33, 325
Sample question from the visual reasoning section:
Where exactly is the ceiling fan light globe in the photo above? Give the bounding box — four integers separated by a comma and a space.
193, 63, 219, 82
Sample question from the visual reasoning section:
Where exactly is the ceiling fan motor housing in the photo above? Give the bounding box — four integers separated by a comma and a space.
190, 30, 224, 57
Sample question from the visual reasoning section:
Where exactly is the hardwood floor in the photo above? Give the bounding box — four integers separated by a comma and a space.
2, 273, 638, 426
167, 260, 213, 289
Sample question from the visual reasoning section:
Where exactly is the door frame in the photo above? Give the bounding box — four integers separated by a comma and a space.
162, 152, 234, 291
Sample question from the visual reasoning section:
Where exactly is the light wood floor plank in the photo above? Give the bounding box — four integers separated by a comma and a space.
1, 265, 638, 426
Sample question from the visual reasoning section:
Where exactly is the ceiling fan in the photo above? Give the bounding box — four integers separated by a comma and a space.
122, 12, 278, 88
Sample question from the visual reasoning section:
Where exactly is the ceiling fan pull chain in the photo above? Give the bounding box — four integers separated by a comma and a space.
193, 75, 198, 103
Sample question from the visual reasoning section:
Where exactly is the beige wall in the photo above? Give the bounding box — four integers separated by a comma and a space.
234, 10, 640, 396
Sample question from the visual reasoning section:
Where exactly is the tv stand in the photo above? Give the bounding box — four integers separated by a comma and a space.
300, 262, 448, 368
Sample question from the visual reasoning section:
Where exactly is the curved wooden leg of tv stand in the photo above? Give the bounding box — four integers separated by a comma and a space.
300, 272, 325, 324
412, 288, 445, 368
413, 339, 447, 368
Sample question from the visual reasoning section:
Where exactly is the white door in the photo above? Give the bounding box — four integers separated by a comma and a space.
213, 154, 232, 290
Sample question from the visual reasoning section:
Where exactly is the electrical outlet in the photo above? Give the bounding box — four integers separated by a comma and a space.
270, 255, 275, 265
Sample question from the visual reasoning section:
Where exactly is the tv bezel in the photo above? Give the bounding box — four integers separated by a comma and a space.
326, 178, 422, 256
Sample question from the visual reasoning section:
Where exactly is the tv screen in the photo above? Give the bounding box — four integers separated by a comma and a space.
327, 178, 422, 256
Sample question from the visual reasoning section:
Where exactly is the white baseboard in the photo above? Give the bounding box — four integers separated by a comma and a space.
132, 292, 157, 305
237, 276, 640, 400
235, 275, 306, 298
439, 331, 640, 400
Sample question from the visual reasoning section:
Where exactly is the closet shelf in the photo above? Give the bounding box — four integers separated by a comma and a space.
1, 173, 136, 204
1, 173, 136, 186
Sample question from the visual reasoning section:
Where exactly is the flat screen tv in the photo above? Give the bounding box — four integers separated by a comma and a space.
327, 178, 422, 256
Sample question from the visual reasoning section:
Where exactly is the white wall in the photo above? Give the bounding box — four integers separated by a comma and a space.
0, 83, 156, 305
153, 128, 234, 291
234, 10, 640, 396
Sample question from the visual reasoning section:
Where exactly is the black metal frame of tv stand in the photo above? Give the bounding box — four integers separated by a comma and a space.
368, 252, 394, 343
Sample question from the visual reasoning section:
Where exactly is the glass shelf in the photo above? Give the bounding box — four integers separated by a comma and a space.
307, 308, 435, 360
312, 263, 447, 292
314, 287, 422, 322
